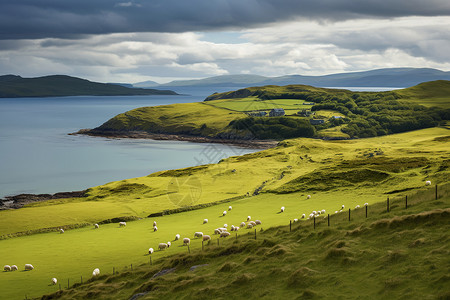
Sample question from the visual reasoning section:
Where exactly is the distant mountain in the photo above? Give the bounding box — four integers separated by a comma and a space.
137, 68, 450, 89
0, 75, 177, 98
133, 80, 160, 88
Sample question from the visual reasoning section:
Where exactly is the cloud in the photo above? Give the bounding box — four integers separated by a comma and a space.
1, 0, 449, 39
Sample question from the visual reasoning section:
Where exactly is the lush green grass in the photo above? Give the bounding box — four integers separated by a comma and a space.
396, 80, 450, 108
39, 188, 450, 300
206, 97, 312, 112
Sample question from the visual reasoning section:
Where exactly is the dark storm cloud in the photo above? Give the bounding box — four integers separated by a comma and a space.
1, 0, 449, 40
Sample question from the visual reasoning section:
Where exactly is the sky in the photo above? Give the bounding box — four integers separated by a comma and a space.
0, 0, 449, 84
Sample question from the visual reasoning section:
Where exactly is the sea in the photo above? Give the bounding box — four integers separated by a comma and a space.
0, 86, 401, 198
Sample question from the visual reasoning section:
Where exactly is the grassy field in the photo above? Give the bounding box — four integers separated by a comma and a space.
206, 97, 313, 114
0, 127, 448, 299
396, 80, 450, 108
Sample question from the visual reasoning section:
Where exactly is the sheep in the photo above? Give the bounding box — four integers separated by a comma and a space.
217, 227, 227, 233
293, 218, 299, 222
220, 232, 231, 238
321, 209, 326, 214
153, 226, 158, 232
214, 228, 221, 235
4, 265, 11, 271
306, 195, 311, 199
249, 221, 257, 226
223, 224, 228, 228
364, 203, 369, 206
247, 216, 251, 221
59, 228, 64, 234
149, 248, 154, 254
234, 226, 240, 231
158, 243, 169, 250
223, 211, 227, 216
335, 211, 339, 214
94, 223, 99, 229
183, 238, 191, 245
312, 210, 317, 215
194, 232, 203, 238
175, 234, 180, 241
203, 219, 208, 224
355, 205, 360, 209
246, 223, 253, 229
230, 225, 235, 231
51, 278, 57, 285
167, 241, 171, 248
11, 265, 18, 271
203, 235, 211, 242
341, 205, 345, 210
281, 206, 285, 212
301, 214, 306, 219
153, 221, 157, 227
228, 206, 232, 211
24, 264, 34, 271
92, 268, 100, 276
119, 221, 126, 227
425, 180, 431, 186
240, 222, 246, 228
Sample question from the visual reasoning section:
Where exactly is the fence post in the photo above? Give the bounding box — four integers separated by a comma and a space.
365, 205, 368, 218
348, 208, 351, 221
387, 197, 390, 212
290, 220, 292, 232
254, 228, 257, 240
327, 214, 330, 227
405, 195, 408, 209
313, 216, 316, 230
188, 245, 191, 253
131, 264, 133, 271
202, 241, 204, 251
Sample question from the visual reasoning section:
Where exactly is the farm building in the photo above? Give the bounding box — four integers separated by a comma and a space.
248, 111, 267, 117
269, 108, 285, 117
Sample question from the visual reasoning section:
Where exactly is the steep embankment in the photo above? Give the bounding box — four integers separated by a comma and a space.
0, 75, 177, 97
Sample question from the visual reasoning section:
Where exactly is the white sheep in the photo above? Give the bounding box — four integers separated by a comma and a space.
183, 238, 191, 245
234, 226, 240, 231
203, 235, 211, 242
240, 221, 246, 228
223, 211, 227, 216
51, 278, 57, 285
293, 218, 298, 222
153, 226, 158, 232
247, 216, 251, 221
94, 223, 99, 229
149, 248, 154, 254
92, 268, 100, 276
4, 265, 11, 271
281, 206, 285, 212
425, 180, 431, 186
335, 211, 339, 214
119, 221, 126, 227
158, 243, 169, 250
167, 241, 171, 248
250, 221, 257, 226
153, 221, 157, 227
175, 234, 180, 241
217, 227, 227, 233
59, 228, 64, 234
228, 206, 232, 211
341, 205, 345, 209
214, 228, 221, 235
223, 224, 228, 228
230, 225, 235, 231
312, 210, 317, 215
321, 209, 326, 214
24, 264, 34, 271
246, 223, 253, 229
355, 205, 360, 209
301, 214, 306, 219
364, 203, 368, 206
194, 232, 203, 238
203, 219, 208, 224
220, 232, 231, 238
11, 265, 18, 271
306, 195, 311, 199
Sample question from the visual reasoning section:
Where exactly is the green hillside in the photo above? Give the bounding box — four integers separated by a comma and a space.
90, 81, 449, 140
0, 75, 177, 98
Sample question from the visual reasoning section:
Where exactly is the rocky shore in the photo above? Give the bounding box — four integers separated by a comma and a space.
71, 129, 278, 149
0, 190, 88, 210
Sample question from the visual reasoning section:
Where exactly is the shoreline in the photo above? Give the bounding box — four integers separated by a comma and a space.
0, 190, 88, 210
70, 129, 279, 149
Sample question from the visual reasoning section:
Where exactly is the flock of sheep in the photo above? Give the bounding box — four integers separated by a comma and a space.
3, 180, 433, 287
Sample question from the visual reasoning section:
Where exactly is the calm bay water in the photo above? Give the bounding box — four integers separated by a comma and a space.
0, 87, 255, 198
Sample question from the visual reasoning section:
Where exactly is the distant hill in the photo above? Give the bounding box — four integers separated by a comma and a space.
0, 75, 177, 98
136, 68, 450, 89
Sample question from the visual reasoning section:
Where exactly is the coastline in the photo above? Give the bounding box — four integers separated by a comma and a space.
0, 190, 88, 210
70, 129, 279, 149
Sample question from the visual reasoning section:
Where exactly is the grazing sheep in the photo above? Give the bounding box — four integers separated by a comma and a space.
301, 214, 306, 219
217, 227, 227, 233
335, 211, 339, 214
175, 234, 180, 241
246, 223, 253, 229
306, 195, 311, 199
11, 265, 18, 271
92, 268, 100, 276
223, 224, 228, 228
230, 225, 235, 231
247, 216, 251, 221
183, 238, 191, 245
94, 223, 99, 229
281, 206, 285, 212
255, 220, 262, 225
167, 242, 171, 248
364, 203, 369, 206
293, 218, 298, 222
153, 226, 158, 232
228, 206, 232, 211
158, 243, 169, 250
223, 211, 227, 216
321, 209, 326, 214
214, 228, 221, 235
341, 205, 345, 210
203, 235, 211, 242
59, 228, 64, 234
153, 221, 157, 227
194, 232, 203, 238
220, 232, 231, 238
149, 248, 154, 254
24, 264, 34, 271
51, 278, 57, 285
119, 221, 126, 227
203, 219, 208, 224
312, 210, 317, 215
4, 265, 11, 271
250, 221, 257, 226
355, 205, 360, 209
234, 226, 240, 231
425, 180, 431, 186
240, 222, 246, 228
